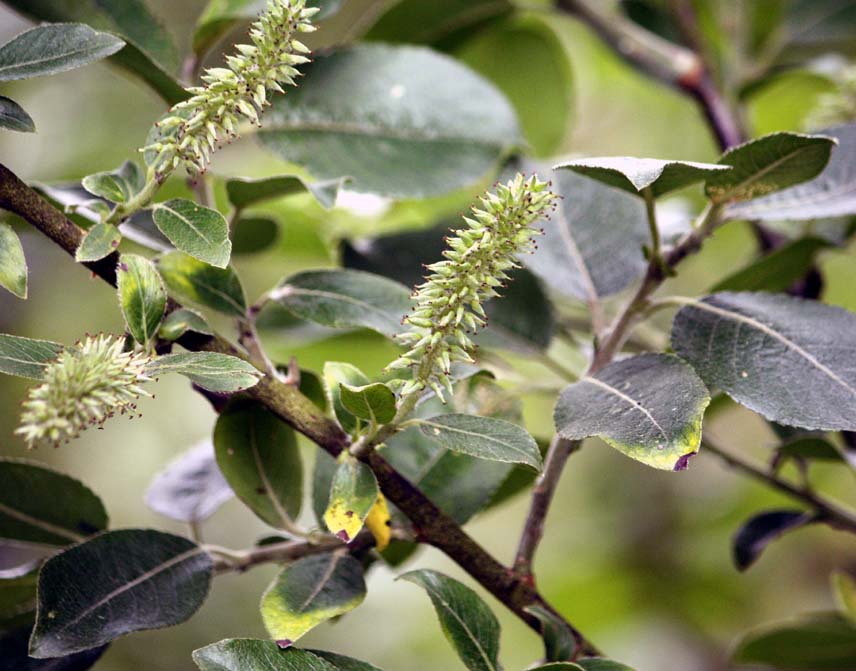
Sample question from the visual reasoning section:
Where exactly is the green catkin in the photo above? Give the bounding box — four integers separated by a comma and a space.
388, 173, 557, 402
142, 0, 318, 179
16, 335, 151, 449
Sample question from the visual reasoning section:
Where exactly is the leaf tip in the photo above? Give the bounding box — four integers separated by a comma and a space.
673, 452, 696, 471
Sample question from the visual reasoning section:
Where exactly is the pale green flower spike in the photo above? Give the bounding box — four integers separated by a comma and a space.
388, 173, 558, 402
16, 335, 152, 449
143, 0, 318, 178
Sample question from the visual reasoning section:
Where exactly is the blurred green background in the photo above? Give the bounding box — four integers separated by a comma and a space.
1, 1, 855, 670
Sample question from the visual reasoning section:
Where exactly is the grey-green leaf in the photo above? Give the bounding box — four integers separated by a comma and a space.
0, 95, 34, 132
400, 569, 500, 671
275, 270, 412, 339
527, 168, 648, 301
323, 362, 370, 434
226, 175, 345, 211
81, 160, 144, 203
213, 401, 302, 529
726, 123, 856, 221
705, 132, 836, 203
309, 650, 383, 671
419, 414, 542, 470
193, 639, 340, 671
158, 308, 212, 341
324, 457, 378, 543
157, 251, 247, 317
555, 157, 729, 198
554, 354, 710, 471
75, 223, 122, 262
232, 217, 279, 255
260, 553, 366, 646
153, 199, 231, 268
259, 44, 521, 198
576, 661, 638, 671
529, 665, 583, 671
0, 223, 27, 298
0, 23, 124, 81
0, 334, 63, 379
525, 605, 577, 663
29, 529, 212, 657
0, 458, 107, 546
732, 612, 856, 671
671, 292, 856, 431
146, 352, 261, 392
117, 254, 167, 347
339, 383, 396, 425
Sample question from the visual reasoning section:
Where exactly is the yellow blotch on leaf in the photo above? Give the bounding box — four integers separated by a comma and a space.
365, 493, 391, 551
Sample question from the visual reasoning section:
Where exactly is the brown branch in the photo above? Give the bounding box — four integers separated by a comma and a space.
0, 162, 599, 658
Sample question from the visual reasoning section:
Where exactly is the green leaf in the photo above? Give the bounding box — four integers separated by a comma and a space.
81, 160, 144, 203
146, 352, 261, 392
529, 665, 583, 671
193, 639, 340, 671
0, 223, 27, 298
226, 175, 345, 211
727, 123, 856, 221
4, 1, 184, 104
733, 510, 815, 571
232, 217, 278, 255
260, 553, 366, 647
527, 168, 648, 301
309, 650, 382, 671
30, 529, 212, 657
419, 414, 542, 470
117, 254, 167, 347
259, 44, 521, 198
833, 571, 856, 625
732, 612, 856, 671
0, 23, 124, 81
399, 569, 500, 671
0, 570, 37, 624
145, 440, 233, 524
576, 661, 638, 671
324, 456, 378, 543
705, 132, 836, 203
275, 270, 412, 339
153, 199, 231, 268
525, 605, 577, 663
0, 95, 34, 132
213, 401, 302, 529
339, 383, 396, 425
158, 308, 212, 341
0, 458, 107, 546
671, 292, 856, 431
556, 157, 729, 198
776, 437, 844, 464
554, 354, 710, 471
0, 624, 108, 671
75, 223, 122, 262
157, 251, 247, 317
323, 362, 370, 434
0, 334, 63, 379
710, 236, 831, 292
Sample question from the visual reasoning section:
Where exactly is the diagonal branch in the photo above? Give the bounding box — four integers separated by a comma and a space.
0, 162, 599, 658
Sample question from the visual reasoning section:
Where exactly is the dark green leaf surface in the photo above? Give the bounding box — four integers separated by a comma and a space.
705, 132, 835, 203
324, 457, 378, 543
525, 605, 576, 663
556, 157, 728, 198
117, 254, 166, 347
0, 571, 37, 624
323, 362, 370, 434
576, 661, 638, 671
309, 650, 383, 671
145, 441, 233, 523
776, 437, 843, 464
0, 223, 27, 298
193, 639, 339, 671
339, 383, 396, 424
0, 458, 107, 546
260, 553, 366, 646
153, 199, 231, 268
74, 224, 121, 263
671, 292, 856, 430
400, 569, 500, 671
226, 175, 345, 211
146, 352, 261, 392
158, 308, 212, 341
0, 23, 124, 81
157, 252, 247, 317
732, 612, 856, 671
232, 217, 278, 255
554, 354, 710, 471
733, 510, 815, 571
727, 123, 856, 220
0, 95, 34, 132
419, 414, 542, 470
30, 529, 212, 657
527, 168, 648, 301
529, 665, 583, 671
0, 334, 62, 379
259, 44, 521, 198
213, 402, 302, 529
0, 624, 107, 671
275, 270, 412, 339
81, 161, 143, 203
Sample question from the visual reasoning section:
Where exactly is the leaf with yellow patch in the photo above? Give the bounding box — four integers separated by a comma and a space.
364, 492, 391, 551
323, 456, 378, 543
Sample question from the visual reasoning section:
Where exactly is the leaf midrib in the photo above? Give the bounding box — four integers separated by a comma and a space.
420, 417, 537, 466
